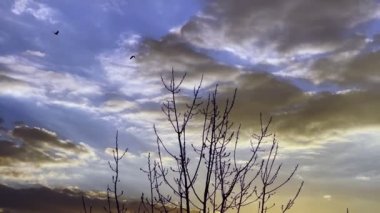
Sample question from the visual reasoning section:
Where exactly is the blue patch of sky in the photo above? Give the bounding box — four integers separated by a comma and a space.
354, 18, 380, 38
0, 0, 205, 78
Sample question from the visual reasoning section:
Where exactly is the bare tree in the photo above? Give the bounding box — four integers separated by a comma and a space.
81, 131, 128, 213
140, 153, 172, 213
148, 70, 303, 213
140, 153, 156, 213
257, 127, 304, 213
104, 131, 128, 213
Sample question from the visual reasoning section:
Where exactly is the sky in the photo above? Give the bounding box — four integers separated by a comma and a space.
0, 0, 380, 212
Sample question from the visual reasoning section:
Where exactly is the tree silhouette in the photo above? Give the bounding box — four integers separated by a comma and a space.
142, 70, 303, 213
104, 131, 128, 213
82, 131, 128, 213
82, 71, 303, 213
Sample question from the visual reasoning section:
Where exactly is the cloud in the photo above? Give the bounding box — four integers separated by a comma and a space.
138, 35, 241, 88
11, 0, 57, 24
185, 66, 380, 145
100, 34, 249, 148
191, 68, 379, 145
355, 175, 371, 181
0, 50, 157, 161
0, 74, 36, 97
94, 14, 380, 147
0, 124, 96, 183
310, 50, 380, 88
180, 0, 380, 63
23, 50, 45, 58
101, 98, 137, 113
99, 33, 240, 100
323, 194, 332, 201
272, 90, 380, 144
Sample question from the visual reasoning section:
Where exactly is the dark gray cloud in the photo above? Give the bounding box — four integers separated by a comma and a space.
0, 125, 93, 166
311, 50, 380, 88
276, 90, 380, 142
224, 76, 380, 144
138, 35, 240, 88
0, 123, 97, 184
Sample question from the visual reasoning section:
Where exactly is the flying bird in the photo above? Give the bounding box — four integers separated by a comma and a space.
130, 55, 135, 60
54, 30, 59, 35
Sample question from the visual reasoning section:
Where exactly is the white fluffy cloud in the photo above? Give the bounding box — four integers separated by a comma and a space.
11, 0, 57, 24
24, 50, 46, 57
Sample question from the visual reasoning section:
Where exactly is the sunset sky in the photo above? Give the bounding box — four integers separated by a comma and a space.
0, 0, 380, 212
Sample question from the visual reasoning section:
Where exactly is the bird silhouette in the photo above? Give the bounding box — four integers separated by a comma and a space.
130, 55, 135, 60
54, 30, 59, 35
